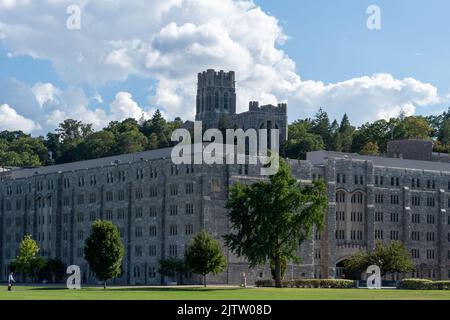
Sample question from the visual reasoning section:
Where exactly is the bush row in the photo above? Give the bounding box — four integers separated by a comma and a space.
398, 279, 450, 290
255, 279, 355, 289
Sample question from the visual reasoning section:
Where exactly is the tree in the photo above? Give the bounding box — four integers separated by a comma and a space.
344, 241, 415, 278
81, 130, 116, 159
40, 259, 66, 283
224, 159, 328, 288
185, 231, 227, 287
158, 258, 189, 285
54, 119, 93, 163
270, 257, 287, 281
311, 108, 331, 149
339, 114, 354, 152
117, 130, 147, 154
84, 220, 125, 289
285, 120, 324, 159
360, 141, 379, 155
10, 235, 46, 282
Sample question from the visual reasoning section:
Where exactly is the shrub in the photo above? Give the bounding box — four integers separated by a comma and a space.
255, 280, 274, 287
435, 281, 450, 290
398, 279, 436, 290
255, 279, 354, 288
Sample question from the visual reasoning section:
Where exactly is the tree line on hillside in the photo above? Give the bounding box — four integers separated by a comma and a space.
285, 107, 450, 160
1, 107, 450, 167
0, 110, 183, 167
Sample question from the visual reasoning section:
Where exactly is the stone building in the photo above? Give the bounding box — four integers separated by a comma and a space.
195, 69, 288, 144
0, 71, 449, 285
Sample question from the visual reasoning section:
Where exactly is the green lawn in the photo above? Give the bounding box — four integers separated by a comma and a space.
1, 286, 450, 300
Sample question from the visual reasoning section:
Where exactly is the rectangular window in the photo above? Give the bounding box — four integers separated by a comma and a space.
412, 214, 421, 224
135, 227, 143, 238
135, 207, 143, 218
169, 225, 178, 236
375, 212, 384, 222
185, 224, 194, 235
185, 203, 194, 215
117, 209, 125, 220
170, 205, 178, 216
106, 191, 113, 202
412, 231, 420, 241
105, 210, 113, 220
375, 230, 383, 240
149, 207, 157, 217
135, 246, 142, 257
149, 225, 157, 237
390, 212, 399, 222
149, 187, 158, 198
169, 245, 178, 257
186, 183, 194, 194
149, 245, 157, 257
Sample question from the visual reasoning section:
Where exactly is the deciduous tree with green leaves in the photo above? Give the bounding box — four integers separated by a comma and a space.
344, 241, 415, 278
84, 220, 125, 289
185, 231, 227, 287
158, 258, 190, 285
225, 159, 328, 288
10, 235, 46, 283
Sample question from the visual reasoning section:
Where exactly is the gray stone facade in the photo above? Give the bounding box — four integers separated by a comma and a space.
1, 147, 450, 285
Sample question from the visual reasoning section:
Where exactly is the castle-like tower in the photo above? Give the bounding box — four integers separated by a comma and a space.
195, 69, 236, 129
195, 69, 288, 144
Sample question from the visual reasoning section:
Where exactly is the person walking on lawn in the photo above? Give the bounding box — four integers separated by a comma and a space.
8, 272, 15, 291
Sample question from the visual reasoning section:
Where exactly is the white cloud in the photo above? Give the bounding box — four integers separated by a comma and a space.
0, 0, 444, 130
0, 104, 40, 133
110, 92, 148, 120
32, 82, 61, 107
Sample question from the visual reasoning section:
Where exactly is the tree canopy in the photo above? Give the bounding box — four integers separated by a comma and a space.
344, 241, 415, 278
1, 106, 450, 166
9, 235, 46, 282
185, 231, 227, 287
224, 159, 328, 287
84, 220, 125, 288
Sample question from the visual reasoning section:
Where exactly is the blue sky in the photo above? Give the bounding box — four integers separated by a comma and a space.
0, 0, 448, 135
257, 0, 450, 93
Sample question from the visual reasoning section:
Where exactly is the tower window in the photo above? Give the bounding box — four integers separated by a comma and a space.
214, 91, 219, 110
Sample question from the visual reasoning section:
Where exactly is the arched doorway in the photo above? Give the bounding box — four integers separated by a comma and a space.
335, 260, 346, 279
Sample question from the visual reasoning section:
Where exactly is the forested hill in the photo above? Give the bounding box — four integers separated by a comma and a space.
1, 107, 450, 168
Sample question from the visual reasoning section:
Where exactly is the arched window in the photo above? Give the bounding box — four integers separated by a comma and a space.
224, 92, 229, 111
214, 91, 219, 110
351, 192, 364, 204
336, 191, 346, 203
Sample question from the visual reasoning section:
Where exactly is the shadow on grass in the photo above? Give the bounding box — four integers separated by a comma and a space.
28, 286, 246, 293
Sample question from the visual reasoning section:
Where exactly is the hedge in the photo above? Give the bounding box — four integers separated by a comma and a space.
255, 279, 355, 289
398, 279, 450, 290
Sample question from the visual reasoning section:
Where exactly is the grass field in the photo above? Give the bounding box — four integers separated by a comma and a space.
1, 286, 450, 300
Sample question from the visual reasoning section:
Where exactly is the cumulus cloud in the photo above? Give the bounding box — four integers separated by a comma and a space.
0, 0, 444, 131
32, 82, 61, 107
0, 104, 40, 133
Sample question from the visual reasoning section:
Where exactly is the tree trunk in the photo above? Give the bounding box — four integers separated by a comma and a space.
103, 281, 107, 289
203, 274, 207, 288
274, 255, 282, 288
